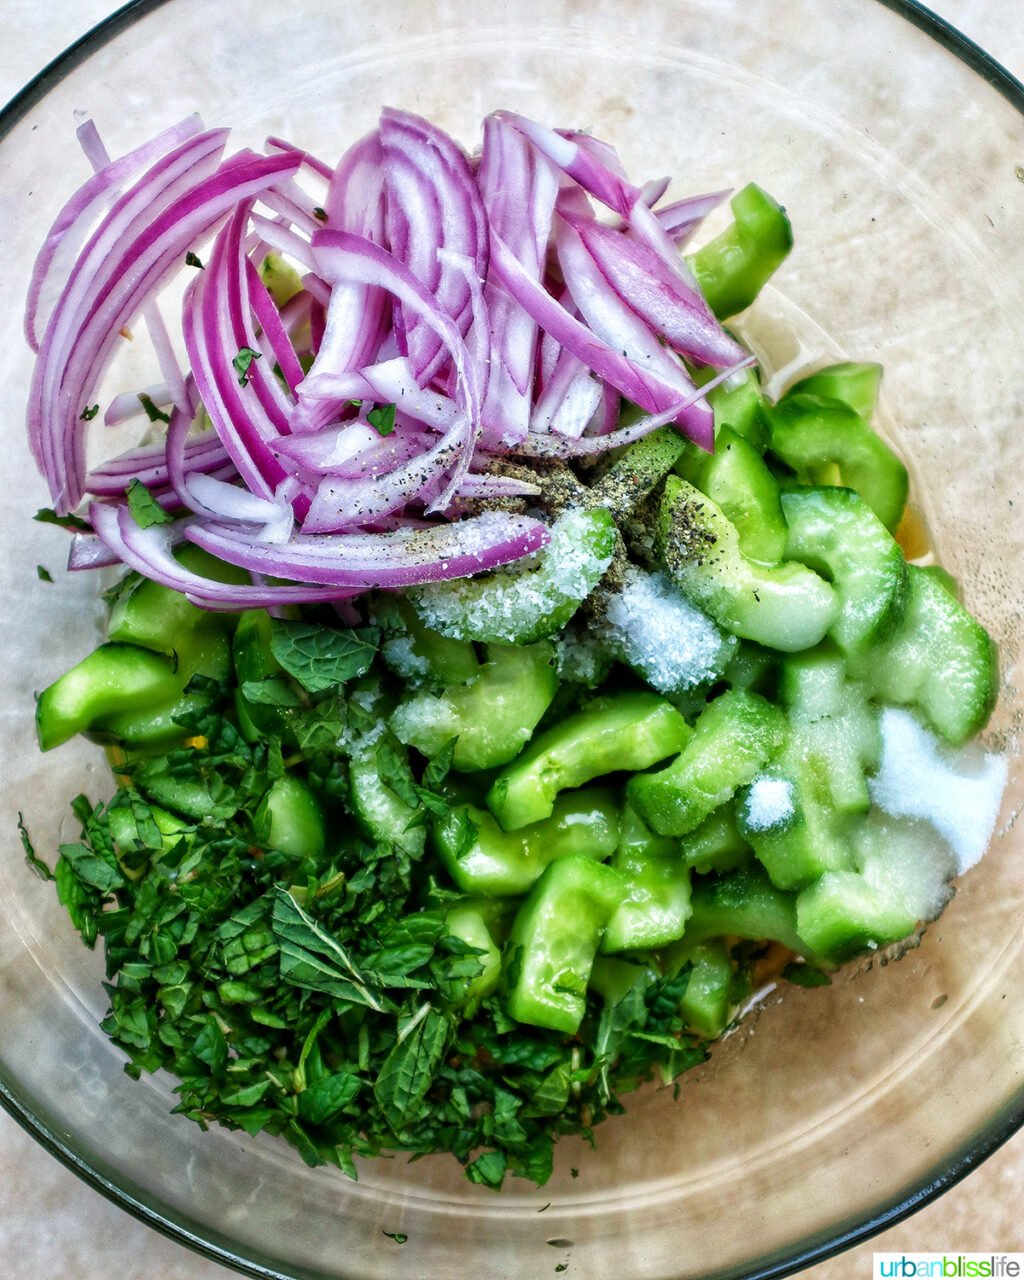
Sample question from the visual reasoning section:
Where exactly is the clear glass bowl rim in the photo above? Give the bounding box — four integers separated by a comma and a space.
3, 2, 1024, 1278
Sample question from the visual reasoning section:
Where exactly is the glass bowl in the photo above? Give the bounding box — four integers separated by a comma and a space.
2, 1, 1023, 1277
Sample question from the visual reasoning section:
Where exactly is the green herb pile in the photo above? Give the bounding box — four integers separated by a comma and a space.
23, 611, 711, 1190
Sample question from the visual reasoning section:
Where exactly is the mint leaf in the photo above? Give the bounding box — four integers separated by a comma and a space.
126, 478, 173, 528
299, 1072, 362, 1125
185, 250, 204, 269
34, 507, 92, 533
367, 402, 396, 436
36, 565, 53, 583
137, 393, 171, 424
80, 403, 99, 421
271, 886, 388, 1012
18, 813, 52, 881
373, 1005, 450, 1132
241, 677, 305, 708
375, 739, 419, 808
232, 346, 262, 387
269, 620, 379, 694
465, 1149, 507, 1190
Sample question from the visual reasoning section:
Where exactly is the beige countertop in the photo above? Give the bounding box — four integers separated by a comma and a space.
2, 1, 1022, 1276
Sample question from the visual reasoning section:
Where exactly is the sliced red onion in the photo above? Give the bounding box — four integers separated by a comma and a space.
103, 382, 172, 426
531, 347, 601, 438
25, 115, 204, 352
302, 425, 469, 533
245, 258, 305, 392
380, 109, 488, 381
558, 207, 746, 367
274, 420, 398, 474
291, 135, 389, 434
495, 111, 640, 219
186, 508, 550, 590
459, 472, 542, 499
312, 230, 481, 428
68, 531, 122, 571
186, 473, 295, 543
513, 355, 754, 457
184, 194, 314, 515
476, 115, 558, 448
32, 144, 301, 513
654, 189, 731, 247
89, 501, 362, 609
265, 136, 334, 183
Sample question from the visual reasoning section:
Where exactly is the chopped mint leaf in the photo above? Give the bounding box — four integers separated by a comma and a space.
80, 404, 99, 421
313, 206, 328, 222
232, 346, 262, 387
36, 565, 53, 583
367, 402, 396, 436
126, 478, 174, 528
34, 507, 92, 533
185, 250, 205, 269
18, 813, 52, 881
269, 619, 379, 694
382, 1232, 408, 1245
137, 393, 171, 424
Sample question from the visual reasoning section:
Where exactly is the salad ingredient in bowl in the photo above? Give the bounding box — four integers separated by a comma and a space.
21, 105, 1007, 1195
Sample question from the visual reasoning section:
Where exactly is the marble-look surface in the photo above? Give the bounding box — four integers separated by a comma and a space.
1, 1, 1022, 1276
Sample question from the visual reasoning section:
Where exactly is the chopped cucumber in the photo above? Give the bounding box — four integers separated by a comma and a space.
781, 485, 907, 659
487, 692, 691, 831
658, 474, 838, 652
410, 507, 616, 644
850, 564, 998, 745
769, 392, 908, 532
628, 687, 786, 836
391, 640, 558, 772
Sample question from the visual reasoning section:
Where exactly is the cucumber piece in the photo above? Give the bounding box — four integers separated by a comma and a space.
599, 567, 738, 695
688, 183, 793, 320
850, 564, 998, 745
783, 362, 883, 422
588, 427, 690, 521
504, 854, 625, 1033
769, 392, 908, 532
706, 366, 771, 452
106, 544, 245, 652
372, 595, 480, 686
779, 647, 881, 814
391, 640, 558, 772
683, 865, 805, 955
658, 474, 838, 652
410, 507, 616, 644
678, 803, 753, 875
739, 757, 855, 890
432, 790, 620, 897
782, 486, 908, 658
487, 692, 691, 831
628, 688, 786, 837
795, 812, 955, 963
682, 426, 787, 564
349, 735, 425, 857
444, 904, 502, 1011
602, 808, 692, 954
676, 940, 735, 1039
254, 776, 325, 859
36, 643, 184, 752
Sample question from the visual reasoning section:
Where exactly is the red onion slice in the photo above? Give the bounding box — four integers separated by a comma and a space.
558, 207, 746, 367
89, 501, 361, 609
186, 509, 549, 590
24, 115, 205, 352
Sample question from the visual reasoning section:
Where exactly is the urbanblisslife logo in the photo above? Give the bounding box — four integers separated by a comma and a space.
874, 1256, 1024, 1278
